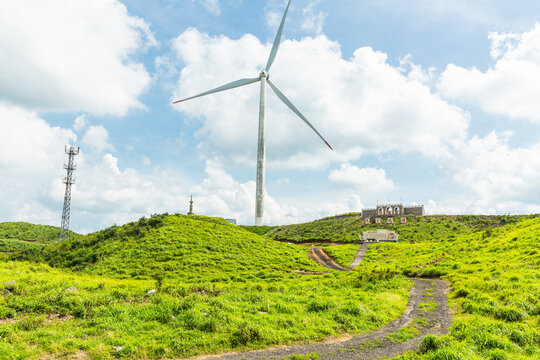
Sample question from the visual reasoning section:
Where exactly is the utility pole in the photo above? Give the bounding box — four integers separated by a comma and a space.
60, 145, 79, 241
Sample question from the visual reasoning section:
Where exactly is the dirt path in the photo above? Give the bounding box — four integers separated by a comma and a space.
197, 279, 451, 360
349, 243, 369, 269
309, 247, 351, 272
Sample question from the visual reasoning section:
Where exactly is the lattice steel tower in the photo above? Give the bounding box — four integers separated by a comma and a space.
60, 145, 79, 241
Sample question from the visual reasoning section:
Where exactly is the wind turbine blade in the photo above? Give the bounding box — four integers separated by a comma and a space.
267, 79, 333, 151
265, 0, 292, 72
173, 77, 260, 104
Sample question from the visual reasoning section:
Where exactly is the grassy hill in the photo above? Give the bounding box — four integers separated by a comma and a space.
322, 216, 540, 359
0, 222, 80, 252
1, 214, 411, 359
2, 213, 539, 359
269, 214, 534, 243
15, 214, 320, 281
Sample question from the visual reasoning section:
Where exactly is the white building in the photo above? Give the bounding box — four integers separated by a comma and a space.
359, 229, 399, 243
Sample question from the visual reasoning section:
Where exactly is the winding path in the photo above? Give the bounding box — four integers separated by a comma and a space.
198, 279, 451, 360
198, 245, 451, 360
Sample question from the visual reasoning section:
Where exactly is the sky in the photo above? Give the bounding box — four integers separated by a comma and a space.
1, 0, 540, 233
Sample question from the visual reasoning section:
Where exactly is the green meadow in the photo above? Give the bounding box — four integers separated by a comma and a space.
0, 214, 538, 359
1, 215, 410, 359
316, 216, 540, 359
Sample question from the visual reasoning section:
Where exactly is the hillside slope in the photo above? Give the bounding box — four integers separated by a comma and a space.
3, 214, 412, 359
269, 214, 534, 243
15, 214, 325, 282
0, 222, 80, 252
322, 216, 540, 359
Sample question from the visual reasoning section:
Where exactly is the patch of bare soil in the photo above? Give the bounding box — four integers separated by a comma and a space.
309, 247, 351, 272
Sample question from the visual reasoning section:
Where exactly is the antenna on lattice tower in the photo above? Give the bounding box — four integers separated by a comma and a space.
60, 144, 80, 241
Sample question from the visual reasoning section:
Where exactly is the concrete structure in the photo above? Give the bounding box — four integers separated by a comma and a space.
362, 203, 424, 219
359, 229, 399, 243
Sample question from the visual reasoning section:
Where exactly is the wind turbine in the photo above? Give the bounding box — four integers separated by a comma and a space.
173, 0, 333, 225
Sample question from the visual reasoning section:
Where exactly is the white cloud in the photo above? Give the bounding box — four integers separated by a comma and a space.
141, 155, 152, 166
329, 164, 396, 192
81, 125, 115, 153
0, 103, 73, 172
0, 102, 311, 229
0, 0, 155, 116
0, 103, 74, 225
301, 1, 327, 34
201, 0, 220, 16
439, 23, 540, 122
265, 10, 281, 29
103, 153, 120, 174
171, 29, 470, 170
418, 131, 540, 215
399, 54, 436, 85
189, 161, 369, 225
0, 103, 188, 232
446, 132, 540, 212
73, 115, 88, 132
189, 160, 298, 225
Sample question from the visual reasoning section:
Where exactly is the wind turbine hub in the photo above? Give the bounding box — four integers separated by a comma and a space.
259, 70, 269, 79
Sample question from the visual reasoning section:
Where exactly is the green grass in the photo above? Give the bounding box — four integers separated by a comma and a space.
1, 214, 411, 359
363, 216, 540, 360
305, 216, 540, 359
269, 214, 531, 243
0, 238, 46, 252
2, 213, 539, 359
14, 214, 324, 281
0, 222, 80, 244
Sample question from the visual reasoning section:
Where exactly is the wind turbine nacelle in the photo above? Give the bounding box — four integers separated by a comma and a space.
259, 70, 269, 79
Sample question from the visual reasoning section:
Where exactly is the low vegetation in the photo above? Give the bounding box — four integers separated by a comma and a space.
1, 214, 411, 359
0, 222, 79, 244
1, 213, 538, 359
269, 214, 531, 243
0, 222, 80, 252
325, 216, 540, 359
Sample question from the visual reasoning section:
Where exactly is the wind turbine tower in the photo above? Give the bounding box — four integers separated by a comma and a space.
59, 144, 79, 241
173, 0, 332, 225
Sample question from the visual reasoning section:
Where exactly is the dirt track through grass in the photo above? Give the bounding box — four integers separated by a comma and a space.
200, 248, 451, 360
308, 247, 351, 271
198, 278, 451, 360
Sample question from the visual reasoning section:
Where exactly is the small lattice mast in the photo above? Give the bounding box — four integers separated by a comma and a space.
187, 195, 194, 215
60, 145, 79, 241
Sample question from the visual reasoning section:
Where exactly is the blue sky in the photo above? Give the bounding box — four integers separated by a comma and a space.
1, 0, 540, 233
